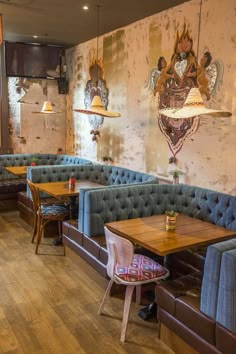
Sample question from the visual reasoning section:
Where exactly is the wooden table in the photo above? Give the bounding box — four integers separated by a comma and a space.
4, 166, 28, 176
106, 214, 236, 256
34, 180, 104, 218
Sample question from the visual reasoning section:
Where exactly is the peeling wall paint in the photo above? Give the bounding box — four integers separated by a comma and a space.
6, 0, 234, 194
66, 0, 235, 195
8, 78, 66, 154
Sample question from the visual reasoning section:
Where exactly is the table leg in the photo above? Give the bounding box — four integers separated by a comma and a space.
69, 195, 78, 219
53, 196, 77, 246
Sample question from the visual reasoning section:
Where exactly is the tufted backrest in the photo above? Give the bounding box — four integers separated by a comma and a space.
27, 164, 157, 184
0, 153, 92, 181
216, 248, 236, 333
80, 183, 236, 236
0, 153, 33, 180
200, 239, 236, 321
27, 164, 158, 198
173, 185, 236, 230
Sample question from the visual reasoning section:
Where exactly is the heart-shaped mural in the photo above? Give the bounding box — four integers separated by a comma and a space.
174, 59, 187, 78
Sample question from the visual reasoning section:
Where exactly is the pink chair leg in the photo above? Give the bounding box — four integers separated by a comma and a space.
98, 279, 113, 315
136, 285, 142, 305
120, 285, 135, 342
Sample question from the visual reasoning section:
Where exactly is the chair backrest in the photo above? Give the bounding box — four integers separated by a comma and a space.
104, 226, 134, 279
27, 179, 41, 214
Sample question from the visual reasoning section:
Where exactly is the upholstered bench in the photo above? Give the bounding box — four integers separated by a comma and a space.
61, 183, 235, 280
24, 164, 158, 271
155, 239, 236, 354
0, 153, 92, 211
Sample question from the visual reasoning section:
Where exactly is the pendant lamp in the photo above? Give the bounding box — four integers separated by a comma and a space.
32, 100, 60, 114
159, 87, 232, 119
159, 0, 232, 119
74, 95, 120, 118
32, 80, 62, 115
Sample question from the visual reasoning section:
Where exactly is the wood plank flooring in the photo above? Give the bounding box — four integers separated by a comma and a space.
0, 210, 174, 354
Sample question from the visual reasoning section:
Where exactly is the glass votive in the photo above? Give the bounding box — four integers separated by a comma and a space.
166, 215, 177, 231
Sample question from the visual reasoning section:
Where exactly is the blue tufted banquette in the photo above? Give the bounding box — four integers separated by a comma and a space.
0, 153, 92, 210
79, 183, 236, 236
0, 154, 92, 181
27, 164, 157, 185
27, 164, 158, 199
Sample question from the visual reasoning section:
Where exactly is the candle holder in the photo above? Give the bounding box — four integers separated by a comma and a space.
165, 210, 178, 231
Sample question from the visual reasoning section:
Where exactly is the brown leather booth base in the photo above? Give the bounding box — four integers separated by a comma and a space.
166, 247, 207, 279
159, 323, 199, 354
216, 324, 236, 354
159, 308, 220, 354
18, 191, 34, 226
62, 220, 108, 279
0, 178, 26, 211
0, 198, 19, 211
156, 273, 236, 354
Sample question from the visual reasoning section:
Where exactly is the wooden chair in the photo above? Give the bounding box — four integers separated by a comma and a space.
98, 226, 170, 342
27, 179, 69, 254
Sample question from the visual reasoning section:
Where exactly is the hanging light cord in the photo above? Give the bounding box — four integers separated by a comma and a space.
96, 2, 101, 64
196, 0, 203, 62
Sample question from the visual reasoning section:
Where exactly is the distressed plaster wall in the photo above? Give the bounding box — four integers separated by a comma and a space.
66, 0, 235, 195
8, 78, 66, 154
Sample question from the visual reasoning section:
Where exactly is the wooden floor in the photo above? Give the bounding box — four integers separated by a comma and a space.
0, 210, 174, 354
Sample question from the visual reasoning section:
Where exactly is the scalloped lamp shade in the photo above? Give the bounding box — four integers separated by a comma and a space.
41, 101, 53, 113
159, 88, 232, 119
32, 100, 62, 115
74, 95, 121, 118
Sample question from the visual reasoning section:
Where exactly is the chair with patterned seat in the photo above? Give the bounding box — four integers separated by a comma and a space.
27, 179, 69, 254
98, 226, 170, 342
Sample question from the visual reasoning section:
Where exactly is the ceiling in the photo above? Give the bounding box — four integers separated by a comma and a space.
0, 0, 190, 47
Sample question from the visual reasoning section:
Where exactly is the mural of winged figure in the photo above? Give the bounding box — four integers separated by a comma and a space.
146, 24, 225, 158
83, 60, 109, 141
145, 57, 165, 91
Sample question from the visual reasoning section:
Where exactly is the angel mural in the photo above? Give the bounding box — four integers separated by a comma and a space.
147, 25, 224, 160
84, 60, 109, 141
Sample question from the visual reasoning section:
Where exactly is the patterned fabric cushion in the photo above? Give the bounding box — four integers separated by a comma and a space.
115, 254, 168, 282
41, 204, 69, 217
